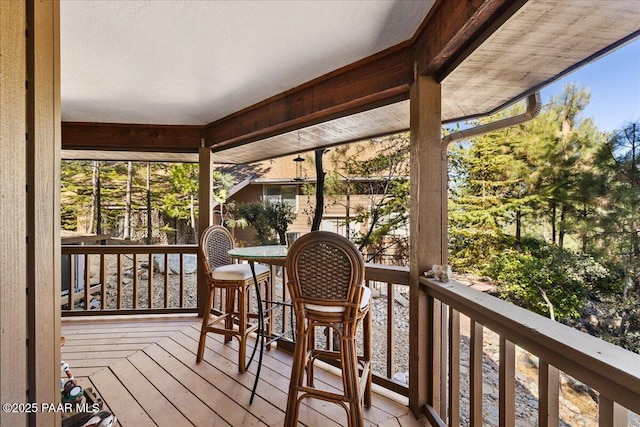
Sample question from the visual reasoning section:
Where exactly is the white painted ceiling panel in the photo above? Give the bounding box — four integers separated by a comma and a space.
61, 0, 432, 125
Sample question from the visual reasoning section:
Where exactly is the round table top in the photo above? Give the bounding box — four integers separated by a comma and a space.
228, 245, 288, 261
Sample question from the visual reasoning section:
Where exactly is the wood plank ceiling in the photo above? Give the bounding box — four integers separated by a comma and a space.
60, 0, 640, 164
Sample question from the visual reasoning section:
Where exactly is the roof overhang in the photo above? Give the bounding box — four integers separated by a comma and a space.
60, 0, 640, 164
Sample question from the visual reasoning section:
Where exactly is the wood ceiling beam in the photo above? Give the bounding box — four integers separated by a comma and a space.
205, 42, 413, 150
62, 122, 204, 153
413, 0, 526, 80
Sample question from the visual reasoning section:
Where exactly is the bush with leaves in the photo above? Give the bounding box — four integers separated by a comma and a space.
448, 229, 513, 274
487, 241, 622, 321
237, 202, 276, 245
264, 201, 296, 245
237, 200, 295, 245
487, 250, 585, 320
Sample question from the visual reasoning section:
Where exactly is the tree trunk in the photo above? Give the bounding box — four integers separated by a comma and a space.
146, 163, 152, 245
559, 205, 566, 249
538, 286, 555, 321
551, 202, 557, 245
311, 149, 326, 231
345, 183, 351, 239
96, 164, 102, 236
124, 161, 133, 239
89, 161, 99, 233
190, 193, 196, 243
515, 208, 522, 249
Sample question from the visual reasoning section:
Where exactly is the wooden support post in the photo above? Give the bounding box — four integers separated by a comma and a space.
197, 146, 213, 317
409, 75, 444, 417
25, 0, 62, 425
1, 2, 28, 426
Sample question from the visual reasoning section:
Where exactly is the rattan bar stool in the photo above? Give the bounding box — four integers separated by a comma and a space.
196, 226, 270, 373
284, 231, 372, 427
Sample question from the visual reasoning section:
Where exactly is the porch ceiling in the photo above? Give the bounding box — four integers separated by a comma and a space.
60, 0, 640, 164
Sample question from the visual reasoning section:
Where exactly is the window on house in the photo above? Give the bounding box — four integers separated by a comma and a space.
263, 185, 297, 210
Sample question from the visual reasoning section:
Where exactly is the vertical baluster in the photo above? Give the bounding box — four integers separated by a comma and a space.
430, 297, 443, 417
164, 252, 169, 308
100, 254, 106, 309
133, 253, 138, 309
440, 302, 448, 417
266, 264, 274, 338
448, 308, 460, 426
69, 254, 76, 310
470, 320, 483, 427
284, 265, 291, 339
387, 281, 395, 380
179, 253, 184, 308
148, 253, 153, 308
539, 360, 559, 427
84, 254, 90, 311
117, 254, 122, 309
499, 337, 515, 427
599, 396, 628, 427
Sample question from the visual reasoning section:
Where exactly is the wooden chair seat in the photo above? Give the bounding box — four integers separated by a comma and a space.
210, 263, 269, 281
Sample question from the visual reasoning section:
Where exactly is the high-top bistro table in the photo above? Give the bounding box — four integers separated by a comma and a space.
227, 245, 291, 403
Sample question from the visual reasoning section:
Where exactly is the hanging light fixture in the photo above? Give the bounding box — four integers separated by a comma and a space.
293, 132, 304, 181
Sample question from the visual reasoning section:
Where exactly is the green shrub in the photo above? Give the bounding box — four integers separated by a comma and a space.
448, 229, 513, 274
237, 200, 295, 245
487, 241, 623, 320
487, 250, 585, 320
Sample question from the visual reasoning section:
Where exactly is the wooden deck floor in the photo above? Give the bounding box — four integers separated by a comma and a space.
61, 315, 424, 427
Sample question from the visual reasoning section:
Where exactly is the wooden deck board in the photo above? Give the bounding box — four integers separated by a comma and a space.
181, 323, 399, 425
127, 351, 229, 426
179, 325, 348, 426
62, 317, 421, 427
169, 330, 342, 427
109, 358, 193, 427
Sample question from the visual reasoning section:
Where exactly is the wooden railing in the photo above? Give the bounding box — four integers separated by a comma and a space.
365, 263, 411, 396
420, 276, 640, 426
60, 245, 640, 425
61, 244, 199, 316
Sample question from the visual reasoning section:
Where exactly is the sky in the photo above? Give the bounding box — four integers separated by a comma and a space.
541, 37, 640, 133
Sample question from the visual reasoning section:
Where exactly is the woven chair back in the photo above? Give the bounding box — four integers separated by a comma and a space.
199, 226, 234, 271
286, 231, 365, 308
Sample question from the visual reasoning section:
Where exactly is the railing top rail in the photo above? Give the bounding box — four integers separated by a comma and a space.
420, 276, 640, 413
62, 244, 198, 255
364, 263, 409, 284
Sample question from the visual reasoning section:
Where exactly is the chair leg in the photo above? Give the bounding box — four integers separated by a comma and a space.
264, 274, 272, 339
306, 325, 316, 388
342, 336, 364, 427
237, 284, 248, 373
285, 318, 308, 427
223, 288, 235, 344
196, 286, 215, 363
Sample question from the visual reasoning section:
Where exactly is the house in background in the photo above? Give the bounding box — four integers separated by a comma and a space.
215, 139, 409, 260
